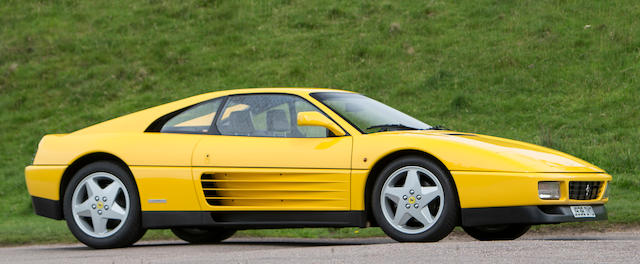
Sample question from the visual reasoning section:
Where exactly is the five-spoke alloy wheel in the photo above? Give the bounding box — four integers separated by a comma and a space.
372, 156, 458, 242
71, 172, 129, 238
63, 161, 145, 249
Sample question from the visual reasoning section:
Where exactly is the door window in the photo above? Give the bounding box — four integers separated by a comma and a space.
215, 94, 330, 138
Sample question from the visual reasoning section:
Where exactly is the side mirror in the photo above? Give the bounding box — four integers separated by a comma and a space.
297, 112, 346, 137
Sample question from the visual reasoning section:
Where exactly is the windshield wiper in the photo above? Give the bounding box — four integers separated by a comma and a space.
366, 124, 423, 132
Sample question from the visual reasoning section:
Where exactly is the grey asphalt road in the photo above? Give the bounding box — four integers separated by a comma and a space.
2, 230, 639, 264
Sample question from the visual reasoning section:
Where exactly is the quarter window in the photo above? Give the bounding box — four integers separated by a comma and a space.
160, 98, 222, 134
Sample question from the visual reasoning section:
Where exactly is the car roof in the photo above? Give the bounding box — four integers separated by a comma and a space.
199, 87, 353, 97
72, 88, 354, 135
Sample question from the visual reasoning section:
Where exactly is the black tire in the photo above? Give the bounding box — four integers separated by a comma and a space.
63, 161, 146, 249
171, 227, 236, 244
371, 156, 459, 242
463, 224, 531, 241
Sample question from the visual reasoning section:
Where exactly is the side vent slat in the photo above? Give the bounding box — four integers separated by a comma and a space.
200, 173, 348, 207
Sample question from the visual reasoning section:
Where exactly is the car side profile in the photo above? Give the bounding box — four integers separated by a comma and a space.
25, 88, 611, 248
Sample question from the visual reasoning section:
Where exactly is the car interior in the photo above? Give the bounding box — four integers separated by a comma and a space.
159, 94, 332, 138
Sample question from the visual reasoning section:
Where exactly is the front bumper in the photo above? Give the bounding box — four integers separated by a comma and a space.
451, 171, 611, 208
461, 205, 607, 227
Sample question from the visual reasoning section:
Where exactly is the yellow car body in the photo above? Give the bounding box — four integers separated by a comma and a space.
25, 88, 611, 234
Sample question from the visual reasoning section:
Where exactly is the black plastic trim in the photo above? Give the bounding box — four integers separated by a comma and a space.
31, 196, 63, 220
461, 205, 607, 227
142, 210, 366, 229
207, 96, 229, 135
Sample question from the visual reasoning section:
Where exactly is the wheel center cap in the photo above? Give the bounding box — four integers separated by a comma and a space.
97, 201, 104, 209
408, 196, 416, 204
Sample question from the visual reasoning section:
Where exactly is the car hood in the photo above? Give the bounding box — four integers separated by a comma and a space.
395, 131, 604, 173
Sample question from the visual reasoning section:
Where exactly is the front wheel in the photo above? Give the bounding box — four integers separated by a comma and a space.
171, 227, 236, 244
63, 161, 146, 249
462, 224, 531, 241
372, 156, 459, 242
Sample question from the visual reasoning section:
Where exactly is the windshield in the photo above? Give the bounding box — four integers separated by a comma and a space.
311, 92, 432, 134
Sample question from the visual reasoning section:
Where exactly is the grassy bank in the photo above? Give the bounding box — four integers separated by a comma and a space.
1, 0, 638, 244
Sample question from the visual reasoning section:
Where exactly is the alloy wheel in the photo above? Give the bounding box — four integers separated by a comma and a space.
71, 172, 130, 238
379, 166, 445, 234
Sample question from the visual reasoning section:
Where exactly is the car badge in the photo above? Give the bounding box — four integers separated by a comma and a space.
585, 184, 591, 197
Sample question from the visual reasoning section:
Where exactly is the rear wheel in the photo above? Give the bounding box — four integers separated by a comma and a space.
171, 227, 236, 244
463, 224, 531, 241
63, 161, 146, 249
372, 156, 459, 242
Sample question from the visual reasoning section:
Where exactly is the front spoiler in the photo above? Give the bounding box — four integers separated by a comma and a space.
461, 205, 607, 227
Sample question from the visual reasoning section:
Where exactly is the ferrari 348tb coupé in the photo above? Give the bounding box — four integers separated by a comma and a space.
25, 88, 611, 248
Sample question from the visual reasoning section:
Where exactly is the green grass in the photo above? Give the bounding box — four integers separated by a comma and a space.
1, 0, 638, 244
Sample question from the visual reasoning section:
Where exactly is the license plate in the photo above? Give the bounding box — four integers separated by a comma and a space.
570, 206, 596, 218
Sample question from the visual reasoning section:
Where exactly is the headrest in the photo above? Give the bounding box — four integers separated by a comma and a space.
229, 110, 254, 134
267, 109, 290, 132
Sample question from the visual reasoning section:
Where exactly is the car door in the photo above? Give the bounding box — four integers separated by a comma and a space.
191, 94, 353, 211
130, 97, 224, 212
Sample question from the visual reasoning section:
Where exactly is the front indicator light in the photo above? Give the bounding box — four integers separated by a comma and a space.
538, 181, 560, 200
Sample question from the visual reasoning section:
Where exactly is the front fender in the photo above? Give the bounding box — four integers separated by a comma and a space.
353, 131, 604, 173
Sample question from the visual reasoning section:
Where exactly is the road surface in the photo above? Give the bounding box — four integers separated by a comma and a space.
2, 229, 639, 263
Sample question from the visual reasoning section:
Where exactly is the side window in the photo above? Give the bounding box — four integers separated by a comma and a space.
160, 98, 222, 134
215, 94, 331, 138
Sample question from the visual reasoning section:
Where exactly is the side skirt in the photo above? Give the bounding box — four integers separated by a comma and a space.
142, 211, 367, 229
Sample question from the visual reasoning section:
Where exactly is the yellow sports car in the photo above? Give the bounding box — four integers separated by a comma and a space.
25, 88, 611, 248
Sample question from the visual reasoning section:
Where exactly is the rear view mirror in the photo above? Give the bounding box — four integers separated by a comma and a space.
297, 112, 346, 136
